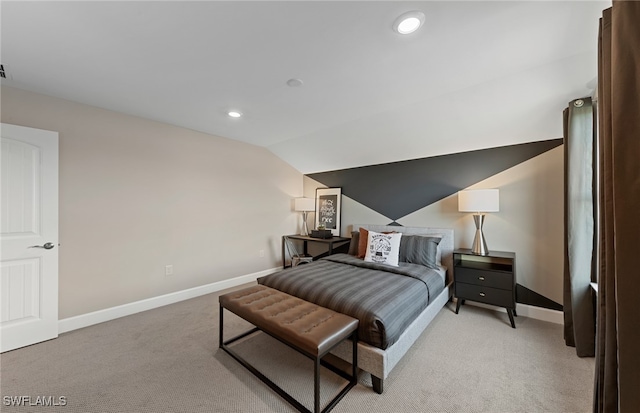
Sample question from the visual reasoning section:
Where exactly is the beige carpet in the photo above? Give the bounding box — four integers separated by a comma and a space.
0, 284, 594, 413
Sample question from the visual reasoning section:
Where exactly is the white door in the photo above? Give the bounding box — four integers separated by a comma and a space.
1, 123, 59, 352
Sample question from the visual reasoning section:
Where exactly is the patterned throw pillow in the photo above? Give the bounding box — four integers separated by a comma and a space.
364, 231, 402, 267
358, 228, 396, 258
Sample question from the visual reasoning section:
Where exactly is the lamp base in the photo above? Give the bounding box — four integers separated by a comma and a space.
471, 214, 489, 255
301, 211, 310, 237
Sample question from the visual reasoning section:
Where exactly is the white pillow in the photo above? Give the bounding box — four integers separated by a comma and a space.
364, 231, 402, 267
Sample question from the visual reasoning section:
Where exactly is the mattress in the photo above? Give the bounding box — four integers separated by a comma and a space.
257, 253, 445, 350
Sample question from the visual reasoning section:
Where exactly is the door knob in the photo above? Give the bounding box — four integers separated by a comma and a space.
28, 242, 56, 250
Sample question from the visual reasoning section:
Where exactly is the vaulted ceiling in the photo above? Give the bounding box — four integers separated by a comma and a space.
1, 1, 608, 173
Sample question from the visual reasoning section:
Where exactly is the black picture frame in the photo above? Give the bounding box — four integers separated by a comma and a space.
315, 187, 341, 236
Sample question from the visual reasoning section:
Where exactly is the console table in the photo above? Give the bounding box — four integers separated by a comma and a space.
282, 235, 350, 268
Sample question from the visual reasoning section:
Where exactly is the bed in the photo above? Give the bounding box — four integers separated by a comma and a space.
257, 225, 454, 394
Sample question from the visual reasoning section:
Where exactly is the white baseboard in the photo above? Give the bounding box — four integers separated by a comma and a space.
60, 270, 563, 334
58, 267, 280, 334
512, 303, 563, 324
457, 299, 564, 325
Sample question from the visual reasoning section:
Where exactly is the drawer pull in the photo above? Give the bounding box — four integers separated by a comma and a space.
478, 276, 485, 281
479, 292, 486, 297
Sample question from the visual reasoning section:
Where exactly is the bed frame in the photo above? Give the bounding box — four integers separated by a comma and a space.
329, 225, 454, 394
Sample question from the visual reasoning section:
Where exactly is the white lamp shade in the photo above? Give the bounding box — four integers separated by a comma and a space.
294, 197, 315, 212
458, 189, 499, 213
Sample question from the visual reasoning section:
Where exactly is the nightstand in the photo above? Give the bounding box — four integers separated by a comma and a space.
453, 249, 517, 328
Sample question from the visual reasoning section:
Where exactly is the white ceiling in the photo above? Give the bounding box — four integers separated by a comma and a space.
1, 1, 608, 173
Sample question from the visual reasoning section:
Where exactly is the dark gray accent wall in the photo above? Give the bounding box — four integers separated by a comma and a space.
308, 139, 565, 313
308, 139, 563, 221
516, 284, 563, 311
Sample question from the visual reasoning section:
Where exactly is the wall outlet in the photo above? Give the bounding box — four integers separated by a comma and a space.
165, 265, 174, 276
259, 250, 265, 258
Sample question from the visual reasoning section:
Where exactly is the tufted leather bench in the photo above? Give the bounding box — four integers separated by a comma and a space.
219, 284, 358, 413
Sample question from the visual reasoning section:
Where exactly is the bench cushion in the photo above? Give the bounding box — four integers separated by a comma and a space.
220, 285, 358, 357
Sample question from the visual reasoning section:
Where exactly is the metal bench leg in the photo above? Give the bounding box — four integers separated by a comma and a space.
219, 304, 223, 348
314, 356, 321, 413
352, 332, 358, 386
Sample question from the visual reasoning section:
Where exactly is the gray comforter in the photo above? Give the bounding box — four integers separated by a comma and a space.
257, 254, 445, 350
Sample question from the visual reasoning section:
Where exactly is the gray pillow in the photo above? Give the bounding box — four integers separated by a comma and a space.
347, 231, 360, 256
399, 235, 441, 269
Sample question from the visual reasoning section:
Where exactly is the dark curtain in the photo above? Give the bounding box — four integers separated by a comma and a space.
562, 98, 596, 357
594, 2, 640, 412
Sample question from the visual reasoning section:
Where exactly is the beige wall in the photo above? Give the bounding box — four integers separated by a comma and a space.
1, 86, 303, 319
305, 147, 564, 304
1, 84, 563, 318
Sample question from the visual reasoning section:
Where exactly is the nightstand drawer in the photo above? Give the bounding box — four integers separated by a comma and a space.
455, 267, 513, 290
455, 282, 514, 308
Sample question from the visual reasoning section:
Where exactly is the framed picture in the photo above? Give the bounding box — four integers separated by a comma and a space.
315, 187, 341, 236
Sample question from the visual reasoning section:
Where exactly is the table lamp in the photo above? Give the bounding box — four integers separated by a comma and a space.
458, 189, 499, 255
294, 198, 315, 236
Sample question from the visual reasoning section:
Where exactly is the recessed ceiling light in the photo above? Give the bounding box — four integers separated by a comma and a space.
393, 11, 425, 35
227, 110, 242, 118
